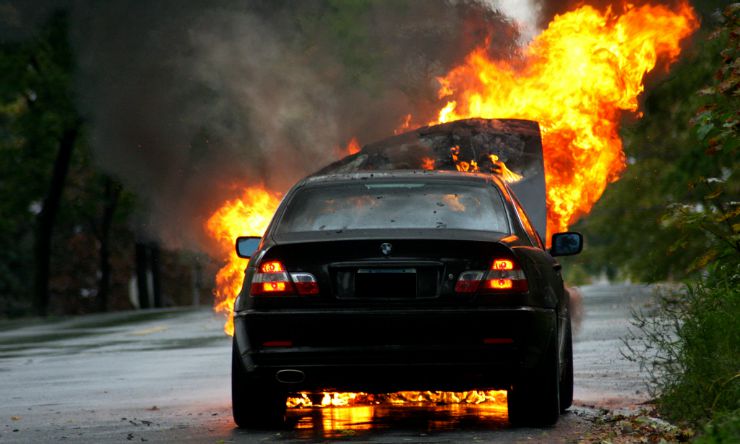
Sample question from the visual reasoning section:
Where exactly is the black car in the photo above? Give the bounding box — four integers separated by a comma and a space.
231, 169, 582, 428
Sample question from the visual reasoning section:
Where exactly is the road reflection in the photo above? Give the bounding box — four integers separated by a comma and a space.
287, 403, 509, 439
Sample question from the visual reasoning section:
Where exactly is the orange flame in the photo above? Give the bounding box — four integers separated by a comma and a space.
421, 156, 435, 170
449, 147, 523, 183
394, 113, 413, 134
205, 186, 281, 335
346, 137, 361, 155
287, 390, 507, 409
432, 1, 698, 234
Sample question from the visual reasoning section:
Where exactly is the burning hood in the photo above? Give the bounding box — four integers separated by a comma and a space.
316, 118, 547, 240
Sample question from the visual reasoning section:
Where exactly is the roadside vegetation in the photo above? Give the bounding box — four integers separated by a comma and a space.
565, 3, 739, 442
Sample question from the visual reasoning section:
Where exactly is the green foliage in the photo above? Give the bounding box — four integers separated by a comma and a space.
694, 409, 740, 444
561, 262, 592, 286
623, 259, 740, 429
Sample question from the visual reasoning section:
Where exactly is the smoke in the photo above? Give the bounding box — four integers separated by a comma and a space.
4, 0, 524, 252
485, 0, 542, 42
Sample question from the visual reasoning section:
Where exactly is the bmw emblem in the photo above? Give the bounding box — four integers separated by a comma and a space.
380, 243, 393, 256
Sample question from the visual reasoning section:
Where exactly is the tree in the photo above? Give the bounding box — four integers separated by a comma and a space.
0, 12, 82, 315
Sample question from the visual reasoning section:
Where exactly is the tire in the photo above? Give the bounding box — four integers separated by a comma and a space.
559, 316, 574, 412
232, 341, 287, 428
507, 330, 560, 427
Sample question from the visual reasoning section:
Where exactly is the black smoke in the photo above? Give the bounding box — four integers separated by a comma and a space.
2, 0, 522, 251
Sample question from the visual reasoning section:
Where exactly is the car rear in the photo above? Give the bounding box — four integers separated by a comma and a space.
232, 173, 559, 410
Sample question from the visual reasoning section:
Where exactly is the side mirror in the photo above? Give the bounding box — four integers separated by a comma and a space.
235, 236, 261, 259
550, 232, 583, 256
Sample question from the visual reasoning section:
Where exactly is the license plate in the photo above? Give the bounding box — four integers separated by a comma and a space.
355, 268, 417, 298
357, 268, 416, 274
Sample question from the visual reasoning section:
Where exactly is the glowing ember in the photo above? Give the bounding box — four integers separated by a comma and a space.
432, 1, 698, 234
205, 186, 281, 335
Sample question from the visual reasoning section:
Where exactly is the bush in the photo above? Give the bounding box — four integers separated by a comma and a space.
623, 257, 739, 439
694, 409, 740, 444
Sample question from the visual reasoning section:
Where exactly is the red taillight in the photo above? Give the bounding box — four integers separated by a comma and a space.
491, 259, 514, 270
251, 260, 293, 295
262, 340, 293, 347
487, 278, 514, 290
484, 257, 528, 292
260, 282, 288, 293
454, 257, 528, 294
454, 271, 485, 293
250, 260, 319, 296
260, 260, 285, 273
483, 337, 514, 345
290, 272, 320, 295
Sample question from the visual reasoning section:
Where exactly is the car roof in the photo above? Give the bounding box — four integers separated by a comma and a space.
299, 169, 508, 188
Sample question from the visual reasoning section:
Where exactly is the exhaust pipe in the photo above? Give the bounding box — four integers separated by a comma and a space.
276, 369, 305, 384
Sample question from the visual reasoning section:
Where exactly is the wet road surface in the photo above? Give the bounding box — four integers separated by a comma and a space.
0, 284, 654, 443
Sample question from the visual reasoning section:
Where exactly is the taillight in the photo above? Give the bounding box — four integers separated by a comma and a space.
454, 257, 528, 294
289, 272, 319, 295
454, 271, 485, 293
484, 257, 528, 292
260, 260, 285, 273
250, 260, 319, 296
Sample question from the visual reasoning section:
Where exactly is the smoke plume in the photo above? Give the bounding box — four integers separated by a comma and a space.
3, 0, 525, 252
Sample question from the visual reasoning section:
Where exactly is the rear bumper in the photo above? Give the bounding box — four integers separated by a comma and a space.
234, 306, 555, 392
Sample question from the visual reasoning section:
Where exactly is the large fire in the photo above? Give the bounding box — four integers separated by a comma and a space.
204, 1, 698, 410
205, 186, 281, 336
431, 1, 698, 234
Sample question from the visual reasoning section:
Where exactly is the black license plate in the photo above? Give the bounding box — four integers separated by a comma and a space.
355, 268, 417, 298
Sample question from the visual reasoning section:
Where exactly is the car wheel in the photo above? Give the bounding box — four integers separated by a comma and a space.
559, 316, 574, 412
232, 341, 287, 428
507, 331, 560, 427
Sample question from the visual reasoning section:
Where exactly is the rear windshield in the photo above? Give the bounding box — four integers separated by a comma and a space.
277, 181, 509, 234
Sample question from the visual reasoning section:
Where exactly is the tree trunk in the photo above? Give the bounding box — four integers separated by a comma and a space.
135, 242, 150, 309
97, 178, 121, 312
150, 244, 162, 308
33, 125, 79, 317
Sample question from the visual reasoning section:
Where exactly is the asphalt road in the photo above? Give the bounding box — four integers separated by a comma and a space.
0, 284, 655, 443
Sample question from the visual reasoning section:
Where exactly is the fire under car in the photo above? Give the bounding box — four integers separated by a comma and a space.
231, 119, 583, 427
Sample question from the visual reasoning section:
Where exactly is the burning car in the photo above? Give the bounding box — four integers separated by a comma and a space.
230, 119, 582, 427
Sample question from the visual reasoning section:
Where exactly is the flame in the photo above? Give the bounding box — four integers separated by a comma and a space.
205, 186, 281, 335
433, 1, 697, 234
346, 137, 361, 155
421, 156, 435, 170
489, 154, 523, 183
449, 147, 523, 183
288, 390, 507, 408
394, 113, 413, 134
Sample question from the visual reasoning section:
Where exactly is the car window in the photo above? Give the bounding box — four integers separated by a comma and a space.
511, 194, 542, 248
277, 182, 510, 234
